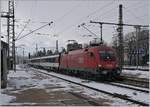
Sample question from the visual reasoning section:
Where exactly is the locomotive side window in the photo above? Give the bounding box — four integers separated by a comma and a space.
99, 51, 116, 61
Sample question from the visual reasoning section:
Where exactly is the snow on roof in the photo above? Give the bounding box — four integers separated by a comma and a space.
122, 69, 149, 79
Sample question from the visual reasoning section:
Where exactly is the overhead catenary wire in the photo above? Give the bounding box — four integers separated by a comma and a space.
93, 5, 118, 21
56, 1, 114, 36
54, 1, 83, 23
30, 0, 38, 22
14, 0, 38, 41
48, 1, 83, 37
14, 1, 82, 41
16, 21, 53, 41
121, 0, 148, 24
14, 1, 114, 42
78, 23, 98, 37
56, 1, 148, 37
15, 19, 31, 40
122, 0, 147, 11
123, 6, 145, 24
12, 1, 148, 44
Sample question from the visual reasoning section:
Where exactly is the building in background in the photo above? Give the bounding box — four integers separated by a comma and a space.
1, 40, 9, 88
112, 28, 149, 66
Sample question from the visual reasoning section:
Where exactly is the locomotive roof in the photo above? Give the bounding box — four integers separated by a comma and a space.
68, 45, 114, 54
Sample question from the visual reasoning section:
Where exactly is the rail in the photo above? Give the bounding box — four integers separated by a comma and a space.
31, 67, 149, 106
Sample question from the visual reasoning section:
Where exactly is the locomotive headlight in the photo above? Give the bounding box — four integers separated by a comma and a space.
98, 64, 102, 67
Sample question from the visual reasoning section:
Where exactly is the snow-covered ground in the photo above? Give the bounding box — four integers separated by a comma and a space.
0, 94, 16, 105
0, 65, 148, 106
122, 69, 149, 79
33, 68, 149, 104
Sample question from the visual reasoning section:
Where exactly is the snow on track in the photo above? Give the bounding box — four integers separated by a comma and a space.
1, 65, 148, 106
122, 69, 149, 79
32, 68, 149, 104
110, 82, 149, 92
0, 94, 16, 105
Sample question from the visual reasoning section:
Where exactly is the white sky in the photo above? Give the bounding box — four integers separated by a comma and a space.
1, 0, 149, 56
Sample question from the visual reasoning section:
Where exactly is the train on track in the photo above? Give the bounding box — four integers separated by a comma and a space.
27, 40, 121, 79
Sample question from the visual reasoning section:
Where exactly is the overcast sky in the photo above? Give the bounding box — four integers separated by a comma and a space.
1, 0, 149, 56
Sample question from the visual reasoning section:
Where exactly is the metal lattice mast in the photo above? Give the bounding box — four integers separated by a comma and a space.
118, 4, 124, 69
1, 0, 15, 71
8, 0, 15, 71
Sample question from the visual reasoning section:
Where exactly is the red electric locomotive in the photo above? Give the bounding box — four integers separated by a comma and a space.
28, 40, 121, 79
59, 41, 121, 78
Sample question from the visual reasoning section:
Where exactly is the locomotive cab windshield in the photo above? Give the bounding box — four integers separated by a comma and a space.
99, 51, 116, 61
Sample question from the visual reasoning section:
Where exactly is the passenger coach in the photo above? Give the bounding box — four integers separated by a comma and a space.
27, 54, 59, 70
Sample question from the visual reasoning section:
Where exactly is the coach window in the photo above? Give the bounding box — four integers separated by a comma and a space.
33, 60, 35, 63
52, 58, 55, 62
45, 58, 48, 62
49, 58, 51, 62
44, 59, 46, 62
48, 58, 52, 62
36, 59, 39, 62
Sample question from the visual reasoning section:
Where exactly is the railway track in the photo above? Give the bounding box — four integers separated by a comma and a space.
31, 67, 149, 106
118, 76, 149, 89
107, 82, 149, 93
123, 67, 149, 71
